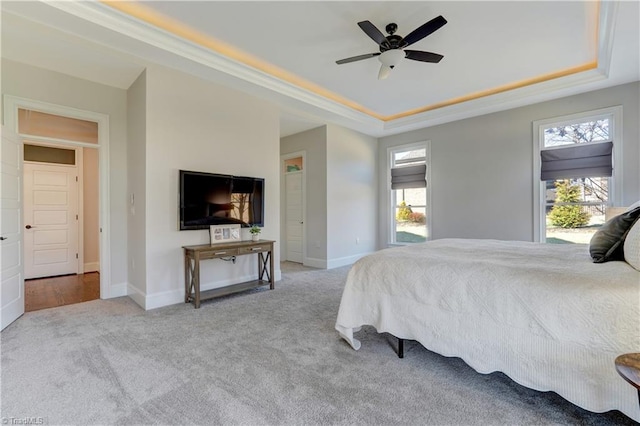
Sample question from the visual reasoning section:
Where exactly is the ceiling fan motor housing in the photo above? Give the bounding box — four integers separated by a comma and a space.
385, 23, 398, 35
381, 34, 406, 51
379, 49, 406, 69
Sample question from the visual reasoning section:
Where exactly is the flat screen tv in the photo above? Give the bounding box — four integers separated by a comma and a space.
179, 170, 264, 230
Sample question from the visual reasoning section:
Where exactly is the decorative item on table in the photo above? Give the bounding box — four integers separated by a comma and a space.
209, 224, 241, 244
249, 224, 261, 241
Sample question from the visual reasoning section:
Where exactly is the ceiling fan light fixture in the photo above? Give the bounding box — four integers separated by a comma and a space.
378, 65, 392, 80
378, 49, 405, 68
377, 49, 405, 79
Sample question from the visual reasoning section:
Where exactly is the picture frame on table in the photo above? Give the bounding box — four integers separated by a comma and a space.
209, 224, 241, 244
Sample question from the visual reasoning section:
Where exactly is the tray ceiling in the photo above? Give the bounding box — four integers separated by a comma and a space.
1, 1, 638, 137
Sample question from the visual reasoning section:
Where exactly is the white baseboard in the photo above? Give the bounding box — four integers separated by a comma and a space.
326, 252, 372, 269
304, 257, 327, 269
130, 272, 282, 311
108, 282, 128, 298
144, 288, 184, 310
304, 253, 371, 270
84, 262, 100, 273
127, 283, 146, 309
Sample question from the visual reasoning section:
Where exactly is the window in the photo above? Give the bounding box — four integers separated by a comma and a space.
18, 108, 98, 144
533, 107, 622, 243
24, 144, 76, 165
388, 142, 431, 244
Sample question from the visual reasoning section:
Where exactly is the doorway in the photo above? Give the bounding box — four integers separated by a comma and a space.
1, 96, 109, 329
281, 152, 306, 264
23, 155, 80, 279
25, 273, 100, 312
20, 122, 99, 309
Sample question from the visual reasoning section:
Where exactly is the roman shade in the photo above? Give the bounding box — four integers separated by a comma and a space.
540, 141, 612, 181
391, 164, 426, 190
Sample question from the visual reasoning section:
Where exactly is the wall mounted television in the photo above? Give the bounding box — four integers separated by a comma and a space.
179, 170, 264, 230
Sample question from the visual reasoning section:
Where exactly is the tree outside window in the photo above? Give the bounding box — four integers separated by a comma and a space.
390, 145, 429, 244
542, 117, 611, 244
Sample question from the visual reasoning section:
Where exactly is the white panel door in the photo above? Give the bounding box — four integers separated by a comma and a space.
23, 162, 78, 279
1, 127, 24, 330
285, 171, 303, 263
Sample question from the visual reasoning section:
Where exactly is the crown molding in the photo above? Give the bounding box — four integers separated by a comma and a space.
382, 68, 608, 136
596, 0, 619, 77
41, 0, 619, 138
43, 1, 383, 130
383, 1, 619, 135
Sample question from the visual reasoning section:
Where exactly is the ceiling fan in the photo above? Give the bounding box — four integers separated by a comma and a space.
336, 15, 447, 80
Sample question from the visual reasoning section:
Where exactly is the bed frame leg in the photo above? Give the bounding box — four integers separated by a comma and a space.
397, 338, 404, 358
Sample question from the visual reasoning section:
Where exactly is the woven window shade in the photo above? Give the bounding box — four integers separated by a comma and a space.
391, 164, 426, 190
540, 142, 612, 181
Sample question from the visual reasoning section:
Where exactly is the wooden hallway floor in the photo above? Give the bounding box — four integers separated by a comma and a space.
25, 272, 100, 312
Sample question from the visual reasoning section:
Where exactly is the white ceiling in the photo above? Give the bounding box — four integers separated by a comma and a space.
1, 1, 639, 137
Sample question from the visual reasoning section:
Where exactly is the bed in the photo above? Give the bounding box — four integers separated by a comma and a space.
335, 238, 640, 422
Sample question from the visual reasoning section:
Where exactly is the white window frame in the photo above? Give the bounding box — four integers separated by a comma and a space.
387, 141, 432, 246
532, 106, 623, 242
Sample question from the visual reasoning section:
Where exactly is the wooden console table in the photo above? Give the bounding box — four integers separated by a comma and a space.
183, 239, 275, 308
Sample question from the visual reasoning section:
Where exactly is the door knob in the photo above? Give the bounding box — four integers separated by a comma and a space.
25, 225, 33, 229
0, 237, 6, 241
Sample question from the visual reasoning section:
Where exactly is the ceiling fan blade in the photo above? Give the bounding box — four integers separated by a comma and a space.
357, 21, 390, 48
403, 15, 447, 47
405, 50, 444, 63
336, 52, 380, 65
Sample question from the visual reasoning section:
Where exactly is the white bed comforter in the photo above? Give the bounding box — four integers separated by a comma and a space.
335, 239, 640, 421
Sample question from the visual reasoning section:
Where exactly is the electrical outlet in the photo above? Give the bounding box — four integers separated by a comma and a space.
131, 258, 135, 270
356, 237, 360, 244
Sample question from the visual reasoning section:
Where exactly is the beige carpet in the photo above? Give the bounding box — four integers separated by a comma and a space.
1, 266, 635, 425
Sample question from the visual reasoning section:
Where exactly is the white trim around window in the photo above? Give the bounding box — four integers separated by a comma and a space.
532, 105, 623, 242
387, 141, 432, 246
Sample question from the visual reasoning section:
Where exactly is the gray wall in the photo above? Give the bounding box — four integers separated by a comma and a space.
140, 64, 281, 308
280, 126, 328, 265
326, 124, 377, 266
2, 59, 282, 310
379, 81, 640, 244
280, 124, 378, 268
126, 70, 147, 296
